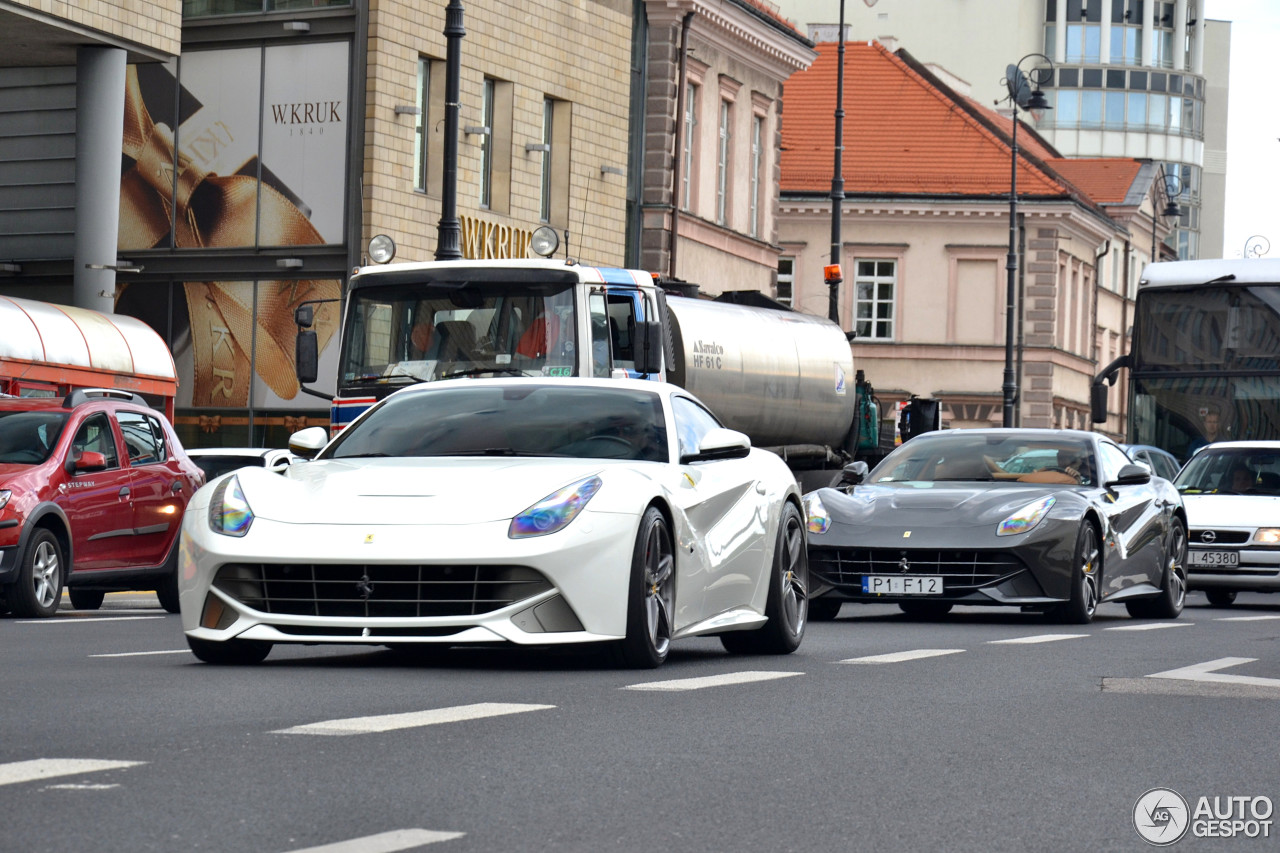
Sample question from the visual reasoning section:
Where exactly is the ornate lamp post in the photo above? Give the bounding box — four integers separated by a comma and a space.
1001, 54, 1052, 428
1150, 169, 1183, 263
435, 0, 465, 260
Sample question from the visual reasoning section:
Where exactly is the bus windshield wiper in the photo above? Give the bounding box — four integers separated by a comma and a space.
440, 367, 529, 379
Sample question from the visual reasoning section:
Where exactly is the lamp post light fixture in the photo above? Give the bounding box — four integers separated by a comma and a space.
1150, 169, 1183, 263
1001, 54, 1052, 429
1244, 235, 1270, 259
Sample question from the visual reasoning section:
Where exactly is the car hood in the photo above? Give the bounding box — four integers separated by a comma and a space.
817, 483, 1071, 529
223, 457, 617, 525
1181, 493, 1280, 528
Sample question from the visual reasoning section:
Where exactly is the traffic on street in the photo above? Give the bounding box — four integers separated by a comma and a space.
3, 590, 1278, 851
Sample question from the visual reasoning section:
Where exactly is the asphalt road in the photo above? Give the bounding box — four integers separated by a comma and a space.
3, 592, 1279, 853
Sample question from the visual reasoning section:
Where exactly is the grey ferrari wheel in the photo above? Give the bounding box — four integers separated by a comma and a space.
615, 507, 675, 669
186, 636, 272, 665
1050, 522, 1099, 624
1205, 589, 1237, 607
9, 529, 63, 618
68, 588, 105, 610
721, 502, 807, 655
1127, 519, 1187, 619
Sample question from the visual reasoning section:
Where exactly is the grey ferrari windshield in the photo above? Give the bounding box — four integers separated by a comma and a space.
870, 433, 1095, 486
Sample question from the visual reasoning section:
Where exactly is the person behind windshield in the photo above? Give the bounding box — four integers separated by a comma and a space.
407, 301, 438, 360
1187, 407, 1222, 457
1226, 465, 1255, 493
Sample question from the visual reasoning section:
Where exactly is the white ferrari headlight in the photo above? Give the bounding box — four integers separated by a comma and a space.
509, 475, 602, 538
997, 495, 1055, 536
804, 492, 831, 534
208, 475, 254, 537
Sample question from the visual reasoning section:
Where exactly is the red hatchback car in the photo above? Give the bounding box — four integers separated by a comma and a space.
0, 389, 203, 617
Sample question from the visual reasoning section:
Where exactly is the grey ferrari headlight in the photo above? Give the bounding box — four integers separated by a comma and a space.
996, 496, 1055, 536
509, 475, 602, 538
208, 475, 254, 537
804, 492, 831, 534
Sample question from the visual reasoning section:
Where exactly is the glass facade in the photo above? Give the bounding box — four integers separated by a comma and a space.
1041, 0, 1205, 259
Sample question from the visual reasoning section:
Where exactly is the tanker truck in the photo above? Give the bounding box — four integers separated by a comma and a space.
295, 258, 886, 487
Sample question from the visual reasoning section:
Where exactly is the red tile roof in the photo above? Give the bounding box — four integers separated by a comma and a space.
1047, 157, 1145, 204
780, 41, 1132, 209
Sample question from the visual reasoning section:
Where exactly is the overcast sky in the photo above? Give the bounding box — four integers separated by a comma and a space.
1203, 0, 1280, 258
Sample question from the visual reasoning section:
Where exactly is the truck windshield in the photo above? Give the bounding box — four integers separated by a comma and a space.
339, 281, 578, 387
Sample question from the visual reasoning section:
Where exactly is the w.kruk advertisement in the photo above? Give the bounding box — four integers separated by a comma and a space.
117, 42, 348, 410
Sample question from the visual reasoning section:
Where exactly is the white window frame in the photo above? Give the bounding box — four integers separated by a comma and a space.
539, 97, 553, 222
776, 256, 794, 307
853, 259, 897, 340
749, 115, 761, 238
682, 83, 697, 212
716, 99, 730, 226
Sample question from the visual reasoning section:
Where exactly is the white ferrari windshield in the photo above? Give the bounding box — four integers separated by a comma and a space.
326, 384, 669, 462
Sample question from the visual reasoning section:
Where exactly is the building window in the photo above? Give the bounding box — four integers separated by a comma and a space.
716, 100, 731, 226
749, 115, 762, 239
540, 98, 553, 222
183, 0, 350, 18
854, 259, 895, 340
413, 58, 445, 194
776, 257, 794, 307
541, 98, 571, 226
480, 78, 495, 208
682, 83, 698, 211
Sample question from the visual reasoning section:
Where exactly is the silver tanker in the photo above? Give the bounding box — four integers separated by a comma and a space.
662, 294, 856, 450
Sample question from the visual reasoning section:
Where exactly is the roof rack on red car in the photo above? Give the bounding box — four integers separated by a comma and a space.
63, 388, 151, 409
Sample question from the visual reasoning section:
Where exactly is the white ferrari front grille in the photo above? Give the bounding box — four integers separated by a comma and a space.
213, 563, 553, 618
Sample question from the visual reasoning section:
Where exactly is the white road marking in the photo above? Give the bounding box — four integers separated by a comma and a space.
623, 670, 802, 691
273, 703, 554, 736
17, 616, 165, 625
90, 650, 191, 658
1215, 614, 1280, 622
838, 649, 966, 664
1103, 622, 1191, 631
988, 633, 1089, 645
0, 759, 144, 788
1147, 656, 1280, 688
282, 829, 464, 853
44, 783, 121, 790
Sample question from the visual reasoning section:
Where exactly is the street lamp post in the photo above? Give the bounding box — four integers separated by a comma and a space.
828, 0, 847, 325
1150, 168, 1183, 263
435, 0, 465, 261
1001, 54, 1052, 428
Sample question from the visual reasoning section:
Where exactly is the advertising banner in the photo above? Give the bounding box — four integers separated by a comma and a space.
116, 43, 348, 409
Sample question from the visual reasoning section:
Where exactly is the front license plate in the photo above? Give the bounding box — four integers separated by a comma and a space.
1189, 550, 1239, 568
862, 575, 943, 595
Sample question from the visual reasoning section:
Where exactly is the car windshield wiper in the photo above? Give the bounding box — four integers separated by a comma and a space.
335, 452, 393, 458
440, 367, 529, 379
445, 448, 548, 457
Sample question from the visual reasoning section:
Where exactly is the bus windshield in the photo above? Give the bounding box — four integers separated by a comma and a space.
339, 281, 578, 389
1129, 282, 1280, 462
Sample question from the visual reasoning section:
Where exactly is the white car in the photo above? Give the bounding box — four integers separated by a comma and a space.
178, 378, 808, 667
186, 447, 296, 480
1173, 441, 1280, 606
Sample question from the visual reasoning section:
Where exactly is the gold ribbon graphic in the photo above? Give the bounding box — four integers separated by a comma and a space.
119, 65, 340, 407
